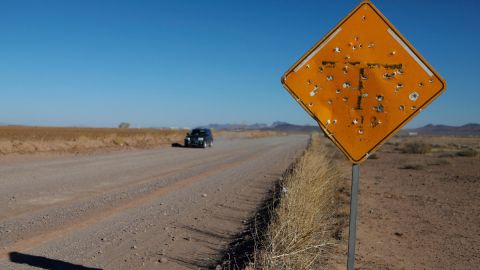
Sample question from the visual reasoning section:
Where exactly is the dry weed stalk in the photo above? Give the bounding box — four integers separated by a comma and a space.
257, 135, 340, 269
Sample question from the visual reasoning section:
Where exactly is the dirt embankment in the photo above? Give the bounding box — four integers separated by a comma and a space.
219, 134, 345, 269
254, 135, 342, 269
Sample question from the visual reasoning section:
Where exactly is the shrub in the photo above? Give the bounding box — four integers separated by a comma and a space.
456, 149, 478, 157
118, 122, 130, 129
438, 153, 454, 158
401, 141, 431, 154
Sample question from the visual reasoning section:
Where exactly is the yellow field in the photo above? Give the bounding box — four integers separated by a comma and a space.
0, 126, 285, 155
0, 126, 187, 155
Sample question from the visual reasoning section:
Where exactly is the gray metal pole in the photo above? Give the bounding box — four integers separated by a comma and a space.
347, 164, 360, 270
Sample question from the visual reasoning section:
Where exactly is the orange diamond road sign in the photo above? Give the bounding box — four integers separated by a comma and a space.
282, 0, 446, 163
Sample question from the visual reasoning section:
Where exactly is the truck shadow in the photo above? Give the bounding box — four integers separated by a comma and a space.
171, 143, 184, 147
9, 252, 102, 270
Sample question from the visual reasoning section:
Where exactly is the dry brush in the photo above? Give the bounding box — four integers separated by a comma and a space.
255, 135, 341, 269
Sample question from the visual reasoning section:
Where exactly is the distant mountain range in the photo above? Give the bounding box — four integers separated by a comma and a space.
205, 122, 320, 133
403, 123, 480, 136
206, 122, 480, 135
205, 123, 269, 130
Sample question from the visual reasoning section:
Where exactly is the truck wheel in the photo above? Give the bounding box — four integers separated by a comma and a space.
202, 141, 207, 148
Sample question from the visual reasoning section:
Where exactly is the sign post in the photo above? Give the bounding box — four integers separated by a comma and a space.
347, 164, 360, 270
281, 1, 446, 269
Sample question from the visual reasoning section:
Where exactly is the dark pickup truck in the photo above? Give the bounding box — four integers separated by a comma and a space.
184, 128, 213, 148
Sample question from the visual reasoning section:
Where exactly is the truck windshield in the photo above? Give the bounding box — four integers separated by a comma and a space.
191, 129, 207, 136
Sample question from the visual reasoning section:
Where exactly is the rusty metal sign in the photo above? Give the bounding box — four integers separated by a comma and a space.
282, 0, 446, 163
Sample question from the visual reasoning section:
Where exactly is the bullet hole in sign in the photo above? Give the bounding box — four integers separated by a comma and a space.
375, 104, 384, 112
361, 73, 368, 80
409, 92, 419, 101
371, 117, 381, 127
384, 72, 396, 79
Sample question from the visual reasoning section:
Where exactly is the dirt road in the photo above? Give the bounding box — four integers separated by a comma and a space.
0, 135, 308, 269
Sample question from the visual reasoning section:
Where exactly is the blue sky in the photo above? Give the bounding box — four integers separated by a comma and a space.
0, 0, 478, 128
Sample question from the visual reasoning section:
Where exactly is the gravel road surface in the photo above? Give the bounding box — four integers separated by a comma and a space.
0, 135, 308, 269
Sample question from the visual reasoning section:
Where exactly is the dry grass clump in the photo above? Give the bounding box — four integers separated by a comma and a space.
401, 141, 432, 154
256, 135, 340, 269
427, 159, 450, 166
400, 164, 424, 170
456, 149, 478, 157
